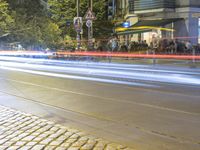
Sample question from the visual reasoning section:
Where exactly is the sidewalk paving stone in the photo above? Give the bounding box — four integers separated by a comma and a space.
0, 105, 134, 150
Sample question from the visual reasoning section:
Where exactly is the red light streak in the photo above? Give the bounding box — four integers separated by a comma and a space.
56, 51, 200, 60
0, 50, 200, 60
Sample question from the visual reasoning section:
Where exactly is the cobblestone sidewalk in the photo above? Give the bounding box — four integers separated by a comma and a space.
0, 105, 134, 150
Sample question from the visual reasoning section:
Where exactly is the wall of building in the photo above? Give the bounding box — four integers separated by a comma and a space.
176, 0, 200, 7
174, 15, 199, 44
190, 0, 200, 7
174, 0, 200, 44
176, 0, 190, 7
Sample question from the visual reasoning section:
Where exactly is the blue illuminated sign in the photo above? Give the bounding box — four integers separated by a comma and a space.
123, 22, 130, 28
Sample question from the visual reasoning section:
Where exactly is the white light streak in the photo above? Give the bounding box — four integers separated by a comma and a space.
0, 66, 157, 88
0, 57, 200, 86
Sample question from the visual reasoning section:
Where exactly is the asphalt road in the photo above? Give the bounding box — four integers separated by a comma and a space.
0, 57, 200, 150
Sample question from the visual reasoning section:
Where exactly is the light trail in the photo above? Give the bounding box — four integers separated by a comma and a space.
1, 60, 200, 86
1, 56, 200, 76
0, 66, 157, 88
56, 51, 200, 60
0, 50, 52, 57
0, 50, 200, 60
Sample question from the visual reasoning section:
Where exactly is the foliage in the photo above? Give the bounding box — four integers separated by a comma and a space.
2, 0, 61, 49
0, 0, 13, 36
48, 0, 76, 39
0, 0, 113, 49
48, 0, 113, 40
41, 21, 62, 49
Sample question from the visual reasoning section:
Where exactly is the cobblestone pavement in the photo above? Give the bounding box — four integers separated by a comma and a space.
0, 105, 134, 150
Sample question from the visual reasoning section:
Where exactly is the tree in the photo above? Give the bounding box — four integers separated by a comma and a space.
92, 0, 113, 38
48, 0, 76, 39
5, 0, 61, 49
1, 0, 113, 50
0, 0, 13, 36
41, 21, 62, 49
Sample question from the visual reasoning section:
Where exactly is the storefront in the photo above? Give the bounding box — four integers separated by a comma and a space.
115, 18, 178, 45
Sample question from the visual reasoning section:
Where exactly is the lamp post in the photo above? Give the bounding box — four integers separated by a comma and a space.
90, 0, 93, 40
76, 0, 81, 50
77, 0, 80, 17
88, 0, 93, 50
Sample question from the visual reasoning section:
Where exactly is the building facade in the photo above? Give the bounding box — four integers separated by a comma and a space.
110, 0, 200, 45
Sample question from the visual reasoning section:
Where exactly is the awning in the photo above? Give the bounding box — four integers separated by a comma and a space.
131, 18, 182, 27
117, 29, 151, 35
116, 18, 182, 35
